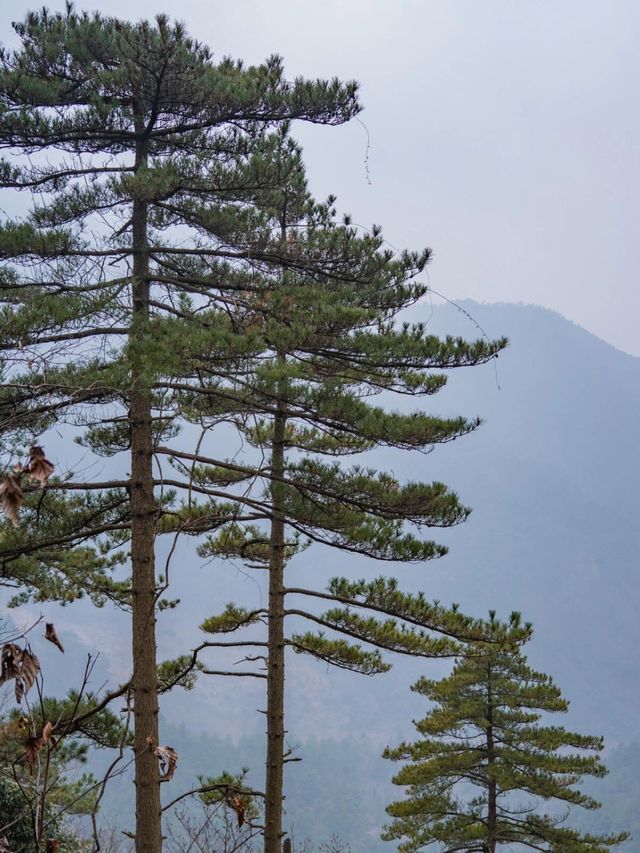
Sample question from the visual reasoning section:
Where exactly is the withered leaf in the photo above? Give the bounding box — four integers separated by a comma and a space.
26, 446, 54, 486
45, 623, 64, 653
24, 735, 43, 770
232, 795, 245, 827
0, 644, 41, 703
0, 475, 23, 527
45, 841, 60, 853
146, 736, 177, 780
16, 649, 40, 703
42, 720, 55, 744
0, 644, 20, 684
148, 737, 178, 781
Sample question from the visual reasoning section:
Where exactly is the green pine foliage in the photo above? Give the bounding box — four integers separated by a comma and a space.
0, 6, 362, 604
0, 8, 369, 847
383, 619, 629, 852
0, 691, 126, 851
0, 777, 82, 853
0, 8, 512, 850
180, 132, 510, 848
190, 134, 509, 669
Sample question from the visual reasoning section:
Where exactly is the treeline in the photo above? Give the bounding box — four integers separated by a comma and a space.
91, 722, 639, 853
91, 727, 391, 852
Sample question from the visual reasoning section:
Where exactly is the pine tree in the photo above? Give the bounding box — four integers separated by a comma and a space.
0, 692, 125, 851
0, 11, 513, 852
173, 134, 512, 851
0, 8, 361, 849
383, 617, 629, 853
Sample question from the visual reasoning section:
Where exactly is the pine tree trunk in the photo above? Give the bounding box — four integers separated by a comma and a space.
130, 128, 162, 852
264, 398, 287, 853
486, 664, 497, 853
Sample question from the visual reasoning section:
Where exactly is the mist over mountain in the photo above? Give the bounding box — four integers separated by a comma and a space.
5, 300, 638, 848
50, 299, 635, 744
407, 299, 640, 743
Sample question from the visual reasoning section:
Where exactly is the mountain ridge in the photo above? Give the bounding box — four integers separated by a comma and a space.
3, 300, 638, 746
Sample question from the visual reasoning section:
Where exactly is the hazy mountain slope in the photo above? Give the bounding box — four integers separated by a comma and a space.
89, 720, 636, 853
399, 300, 640, 742
4, 300, 639, 849
5, 300, 640, 777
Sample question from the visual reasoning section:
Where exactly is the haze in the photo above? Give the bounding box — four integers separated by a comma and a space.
2, 0, 637, 355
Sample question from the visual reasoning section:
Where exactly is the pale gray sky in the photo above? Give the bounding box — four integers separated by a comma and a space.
3, 1, 639, 354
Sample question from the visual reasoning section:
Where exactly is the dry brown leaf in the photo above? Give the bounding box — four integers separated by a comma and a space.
42, 721, 55, 744
45, 841, 60, 853
154, 744, 178, 781
16, 648, 40, 703
24, 735, 43, 770
232, 795, 245, 827
0, 475, 24, 527
44, 623, 64, 653
26, 446, 54, 486
0, 644, 41, 703
14, 678, 25, 703
0, 644, 21, 684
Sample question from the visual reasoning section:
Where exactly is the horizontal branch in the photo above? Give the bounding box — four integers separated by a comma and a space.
2, 164, 135, 189
284, 587, 483, 643
284, 609, 459, 659
201, 669, 266, 679
161, 782, 265, 814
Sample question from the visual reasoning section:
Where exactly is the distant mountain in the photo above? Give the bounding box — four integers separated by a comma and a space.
397, 300, 640, 744
146, 299, 640, 746
90, 722, 394, 851
4, 300, 639, 848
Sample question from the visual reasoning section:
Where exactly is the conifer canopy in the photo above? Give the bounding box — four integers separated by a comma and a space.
383, 620, 628, 852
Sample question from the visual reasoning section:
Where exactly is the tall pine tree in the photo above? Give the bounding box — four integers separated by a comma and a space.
163, 132, 511, 851
0, 8, 361, 849
383, 617, 629, 853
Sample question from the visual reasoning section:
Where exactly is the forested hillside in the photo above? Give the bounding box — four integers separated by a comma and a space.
90, 721, 639, 852
12, 299, 639, 849
31, 299, 640, 741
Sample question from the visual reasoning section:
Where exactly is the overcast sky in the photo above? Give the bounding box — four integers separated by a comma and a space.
2, 1, 638, 355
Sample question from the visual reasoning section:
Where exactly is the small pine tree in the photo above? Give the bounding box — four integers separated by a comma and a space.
383, 617, 629, 853
0, 692, 126, 851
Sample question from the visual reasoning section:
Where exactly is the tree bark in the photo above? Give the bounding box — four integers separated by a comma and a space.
130, 125, 162, 852
486, 662, 497, 853
264, 396, 287, 853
